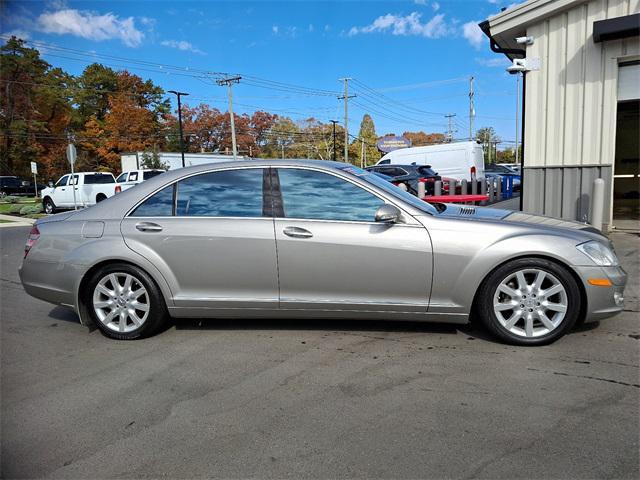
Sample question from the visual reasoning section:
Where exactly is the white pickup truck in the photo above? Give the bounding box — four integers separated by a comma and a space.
41, 172, 117, 214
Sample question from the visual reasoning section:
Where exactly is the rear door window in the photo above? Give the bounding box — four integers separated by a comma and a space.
128, 172, 139, 182
175, 168, 265, 217
130, 185, 174, 217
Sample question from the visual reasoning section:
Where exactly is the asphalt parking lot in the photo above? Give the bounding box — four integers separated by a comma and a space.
1, 224, 638, 479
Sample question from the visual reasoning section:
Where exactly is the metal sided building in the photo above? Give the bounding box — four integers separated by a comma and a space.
480, 0, 639, 230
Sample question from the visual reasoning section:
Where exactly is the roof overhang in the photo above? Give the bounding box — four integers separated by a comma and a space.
479, 0, 584, 59
593, 13, 640, 43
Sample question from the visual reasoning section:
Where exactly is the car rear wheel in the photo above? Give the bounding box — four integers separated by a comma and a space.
96, 193, 107, 203
43, 197, 56, 214
85, 263, 169, 340
476, 258, 580, 346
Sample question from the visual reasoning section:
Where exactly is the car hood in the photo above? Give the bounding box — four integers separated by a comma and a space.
437, 204, 603, 236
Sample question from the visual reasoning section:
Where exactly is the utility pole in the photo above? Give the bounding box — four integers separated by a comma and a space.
338, 78, 356, 163
515, 72, 520, 165
360, 137, 365, 168
168, 90, 189, 168
216, 76, 241, 160
330, 120, 338, 161
445, 113, 456, 142
469, 76, 475, 141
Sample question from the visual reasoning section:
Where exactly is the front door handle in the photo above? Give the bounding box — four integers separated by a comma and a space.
135, 222, 163, 232
283, 226, 313, 238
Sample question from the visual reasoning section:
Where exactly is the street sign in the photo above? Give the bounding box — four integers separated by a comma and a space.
66, 144, 76, 166
30, 162, 37, 174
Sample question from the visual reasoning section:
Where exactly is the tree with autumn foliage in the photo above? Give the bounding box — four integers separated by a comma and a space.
402, 131, 447, 147
87, 71, 170, 172
0, 37, 73, 179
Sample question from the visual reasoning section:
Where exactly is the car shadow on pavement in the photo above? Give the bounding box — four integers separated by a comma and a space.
174, 317, 461, 336
47, 305, 82, 323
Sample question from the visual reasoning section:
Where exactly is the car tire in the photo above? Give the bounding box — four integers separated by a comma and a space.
476, 258, 581, 346
84, 263, 169, 340
43, 197, 56, 214
96, 193, 107, 203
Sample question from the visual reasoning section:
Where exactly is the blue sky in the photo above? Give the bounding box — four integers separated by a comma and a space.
3, 0, 521, 146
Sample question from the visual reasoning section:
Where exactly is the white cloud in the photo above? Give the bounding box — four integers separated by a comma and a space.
3, 29, 30, 40
272, 25, 279, 34
488, 0, 500, 4
36, 9, 144, 47
308, 24, 314, 32
462, 20, 484, 49
432, 2, 440, 11
160, 39, 204, 54
476, 57, 510, 67
348, 12, 452, 38
414, 0, 427, 4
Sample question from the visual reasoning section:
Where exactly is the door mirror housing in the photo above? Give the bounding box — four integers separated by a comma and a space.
375, 204, 401, 223
48, 181, 54, 188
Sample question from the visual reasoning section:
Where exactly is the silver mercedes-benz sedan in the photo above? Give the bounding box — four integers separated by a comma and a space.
19, 160, 626, 345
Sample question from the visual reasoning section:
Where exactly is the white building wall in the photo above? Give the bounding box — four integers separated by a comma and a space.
524, 0, 639, 168
520, 0, 639, 227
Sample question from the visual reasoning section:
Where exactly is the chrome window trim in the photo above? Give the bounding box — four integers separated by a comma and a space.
124, 163, 423, 224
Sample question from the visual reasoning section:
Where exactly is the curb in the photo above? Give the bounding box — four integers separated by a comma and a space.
0, 214, 36, 227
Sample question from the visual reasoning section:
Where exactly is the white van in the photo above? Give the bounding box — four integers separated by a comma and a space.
376, 141, 485, 181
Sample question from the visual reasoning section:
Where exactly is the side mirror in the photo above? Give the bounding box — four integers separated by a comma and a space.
48, 181, 54, 188
375, 204, 401, 223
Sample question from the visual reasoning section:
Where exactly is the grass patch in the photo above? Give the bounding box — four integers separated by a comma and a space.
0, 197, 40, 214
0, 219, 15, 224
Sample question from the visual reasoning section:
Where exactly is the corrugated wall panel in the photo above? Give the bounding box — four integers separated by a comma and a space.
561, 168, 581, 219
581, 0, 607, 165
563, 6, 587, 165
525, 22, 548, 167
525, 166, 613, 228
545, 169, 564, 217
523, 169, 546, 212
544, 14, 569, 166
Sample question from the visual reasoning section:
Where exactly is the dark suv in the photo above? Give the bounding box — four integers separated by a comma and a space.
365, 164, 441, 195
0, 176, 42, 196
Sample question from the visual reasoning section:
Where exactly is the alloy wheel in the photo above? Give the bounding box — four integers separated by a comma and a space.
493, 268, 568, 338
92, 272, 150, 333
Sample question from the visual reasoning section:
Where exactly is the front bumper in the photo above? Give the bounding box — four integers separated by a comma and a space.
574, 265, 627, 323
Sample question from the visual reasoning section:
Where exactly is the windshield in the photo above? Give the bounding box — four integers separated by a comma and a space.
336, 165, 438, 216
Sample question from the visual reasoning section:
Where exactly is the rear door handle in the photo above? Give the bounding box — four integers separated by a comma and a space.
135, 222, 163, 232
283, 226, 313, 238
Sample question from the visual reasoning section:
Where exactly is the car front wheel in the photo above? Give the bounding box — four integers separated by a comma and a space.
85, 263, 169, 340
476, 258, 581, 346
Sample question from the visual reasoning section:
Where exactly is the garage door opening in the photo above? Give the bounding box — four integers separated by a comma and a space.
613, 62, 640, 221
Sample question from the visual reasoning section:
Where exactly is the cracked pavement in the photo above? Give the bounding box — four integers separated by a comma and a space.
1, 225, 638, 479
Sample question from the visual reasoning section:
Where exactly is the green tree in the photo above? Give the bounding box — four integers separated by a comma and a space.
476, 126, 500, 164
140, 147, 168, 169
350, 114, 380, 166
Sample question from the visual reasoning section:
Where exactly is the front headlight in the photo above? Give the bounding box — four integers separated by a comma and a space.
576, 240, 619, 266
